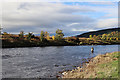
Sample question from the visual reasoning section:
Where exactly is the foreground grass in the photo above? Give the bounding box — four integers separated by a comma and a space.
96, 52, 119, 78
62, 52, 119, 79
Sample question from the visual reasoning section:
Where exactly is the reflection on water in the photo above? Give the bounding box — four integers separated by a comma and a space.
2, 45, 118, 78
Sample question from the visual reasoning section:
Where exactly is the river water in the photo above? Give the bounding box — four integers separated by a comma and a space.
2, 45, 119, 78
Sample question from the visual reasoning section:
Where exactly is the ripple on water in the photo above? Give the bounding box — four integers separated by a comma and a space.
2, 45, 118, 78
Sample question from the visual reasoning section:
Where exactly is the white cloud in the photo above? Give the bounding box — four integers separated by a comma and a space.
0, 1, 2, 25
96, 18, 118, 28
72, 28, 95, 31
2, 2, 95, 33
1, 2, 118, 35
67, 23, 80, 27
2, 0, 120, 2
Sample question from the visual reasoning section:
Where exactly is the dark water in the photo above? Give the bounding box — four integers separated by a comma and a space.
2, 45, 118, 78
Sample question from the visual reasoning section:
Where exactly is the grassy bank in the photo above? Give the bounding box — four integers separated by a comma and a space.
61, 52, 119, 79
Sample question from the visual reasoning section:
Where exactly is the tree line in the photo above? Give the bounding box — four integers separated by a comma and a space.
89, 31, 119, 41
2, 29, 64, 41
1, 29, 120, 48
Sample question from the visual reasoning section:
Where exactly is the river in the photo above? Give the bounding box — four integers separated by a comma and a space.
2, 45, 119, 78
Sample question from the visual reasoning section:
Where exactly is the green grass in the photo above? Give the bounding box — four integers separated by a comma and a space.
96, 52, 119, 78
110, 52, 119, 58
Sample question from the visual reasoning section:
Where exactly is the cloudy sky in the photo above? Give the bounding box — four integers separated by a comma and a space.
1, 1, 119, 36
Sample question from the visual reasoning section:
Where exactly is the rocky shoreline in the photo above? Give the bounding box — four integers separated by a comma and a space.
60, 52, 119, 78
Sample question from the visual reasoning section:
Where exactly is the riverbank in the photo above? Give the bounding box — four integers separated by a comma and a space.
2, 39, 120, 48
2, 40, 76, 48
61, 52, 119, 78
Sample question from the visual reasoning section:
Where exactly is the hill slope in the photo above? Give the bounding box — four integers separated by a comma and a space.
76, 28, 120, 38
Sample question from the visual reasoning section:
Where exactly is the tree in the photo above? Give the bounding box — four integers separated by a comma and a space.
3, 32, 8, 35
116, 38, 118, 40
44, 31, 48, 37
52, 35, 55, 40
96, 35, 101, 40
55, 29, 64, 40
19, 31, 24, 39
89, 35, 92, 39
40, 31, 44, 41
101, 34, 107, 40
3, 32, 10, 39
44, 31, 49, 40
93, 35, 97, 40
26, 32, 33, 40
106, 34, 111, 40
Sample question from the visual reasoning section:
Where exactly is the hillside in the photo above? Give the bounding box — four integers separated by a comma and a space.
76, 28, 120, 38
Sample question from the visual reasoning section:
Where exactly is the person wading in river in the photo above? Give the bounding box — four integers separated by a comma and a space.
91, 47, 94, 53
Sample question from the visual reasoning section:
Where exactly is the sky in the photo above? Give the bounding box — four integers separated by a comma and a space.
0, 1, 119, 36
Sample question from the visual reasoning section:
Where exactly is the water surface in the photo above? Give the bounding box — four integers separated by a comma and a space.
2, 45, 118, 78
